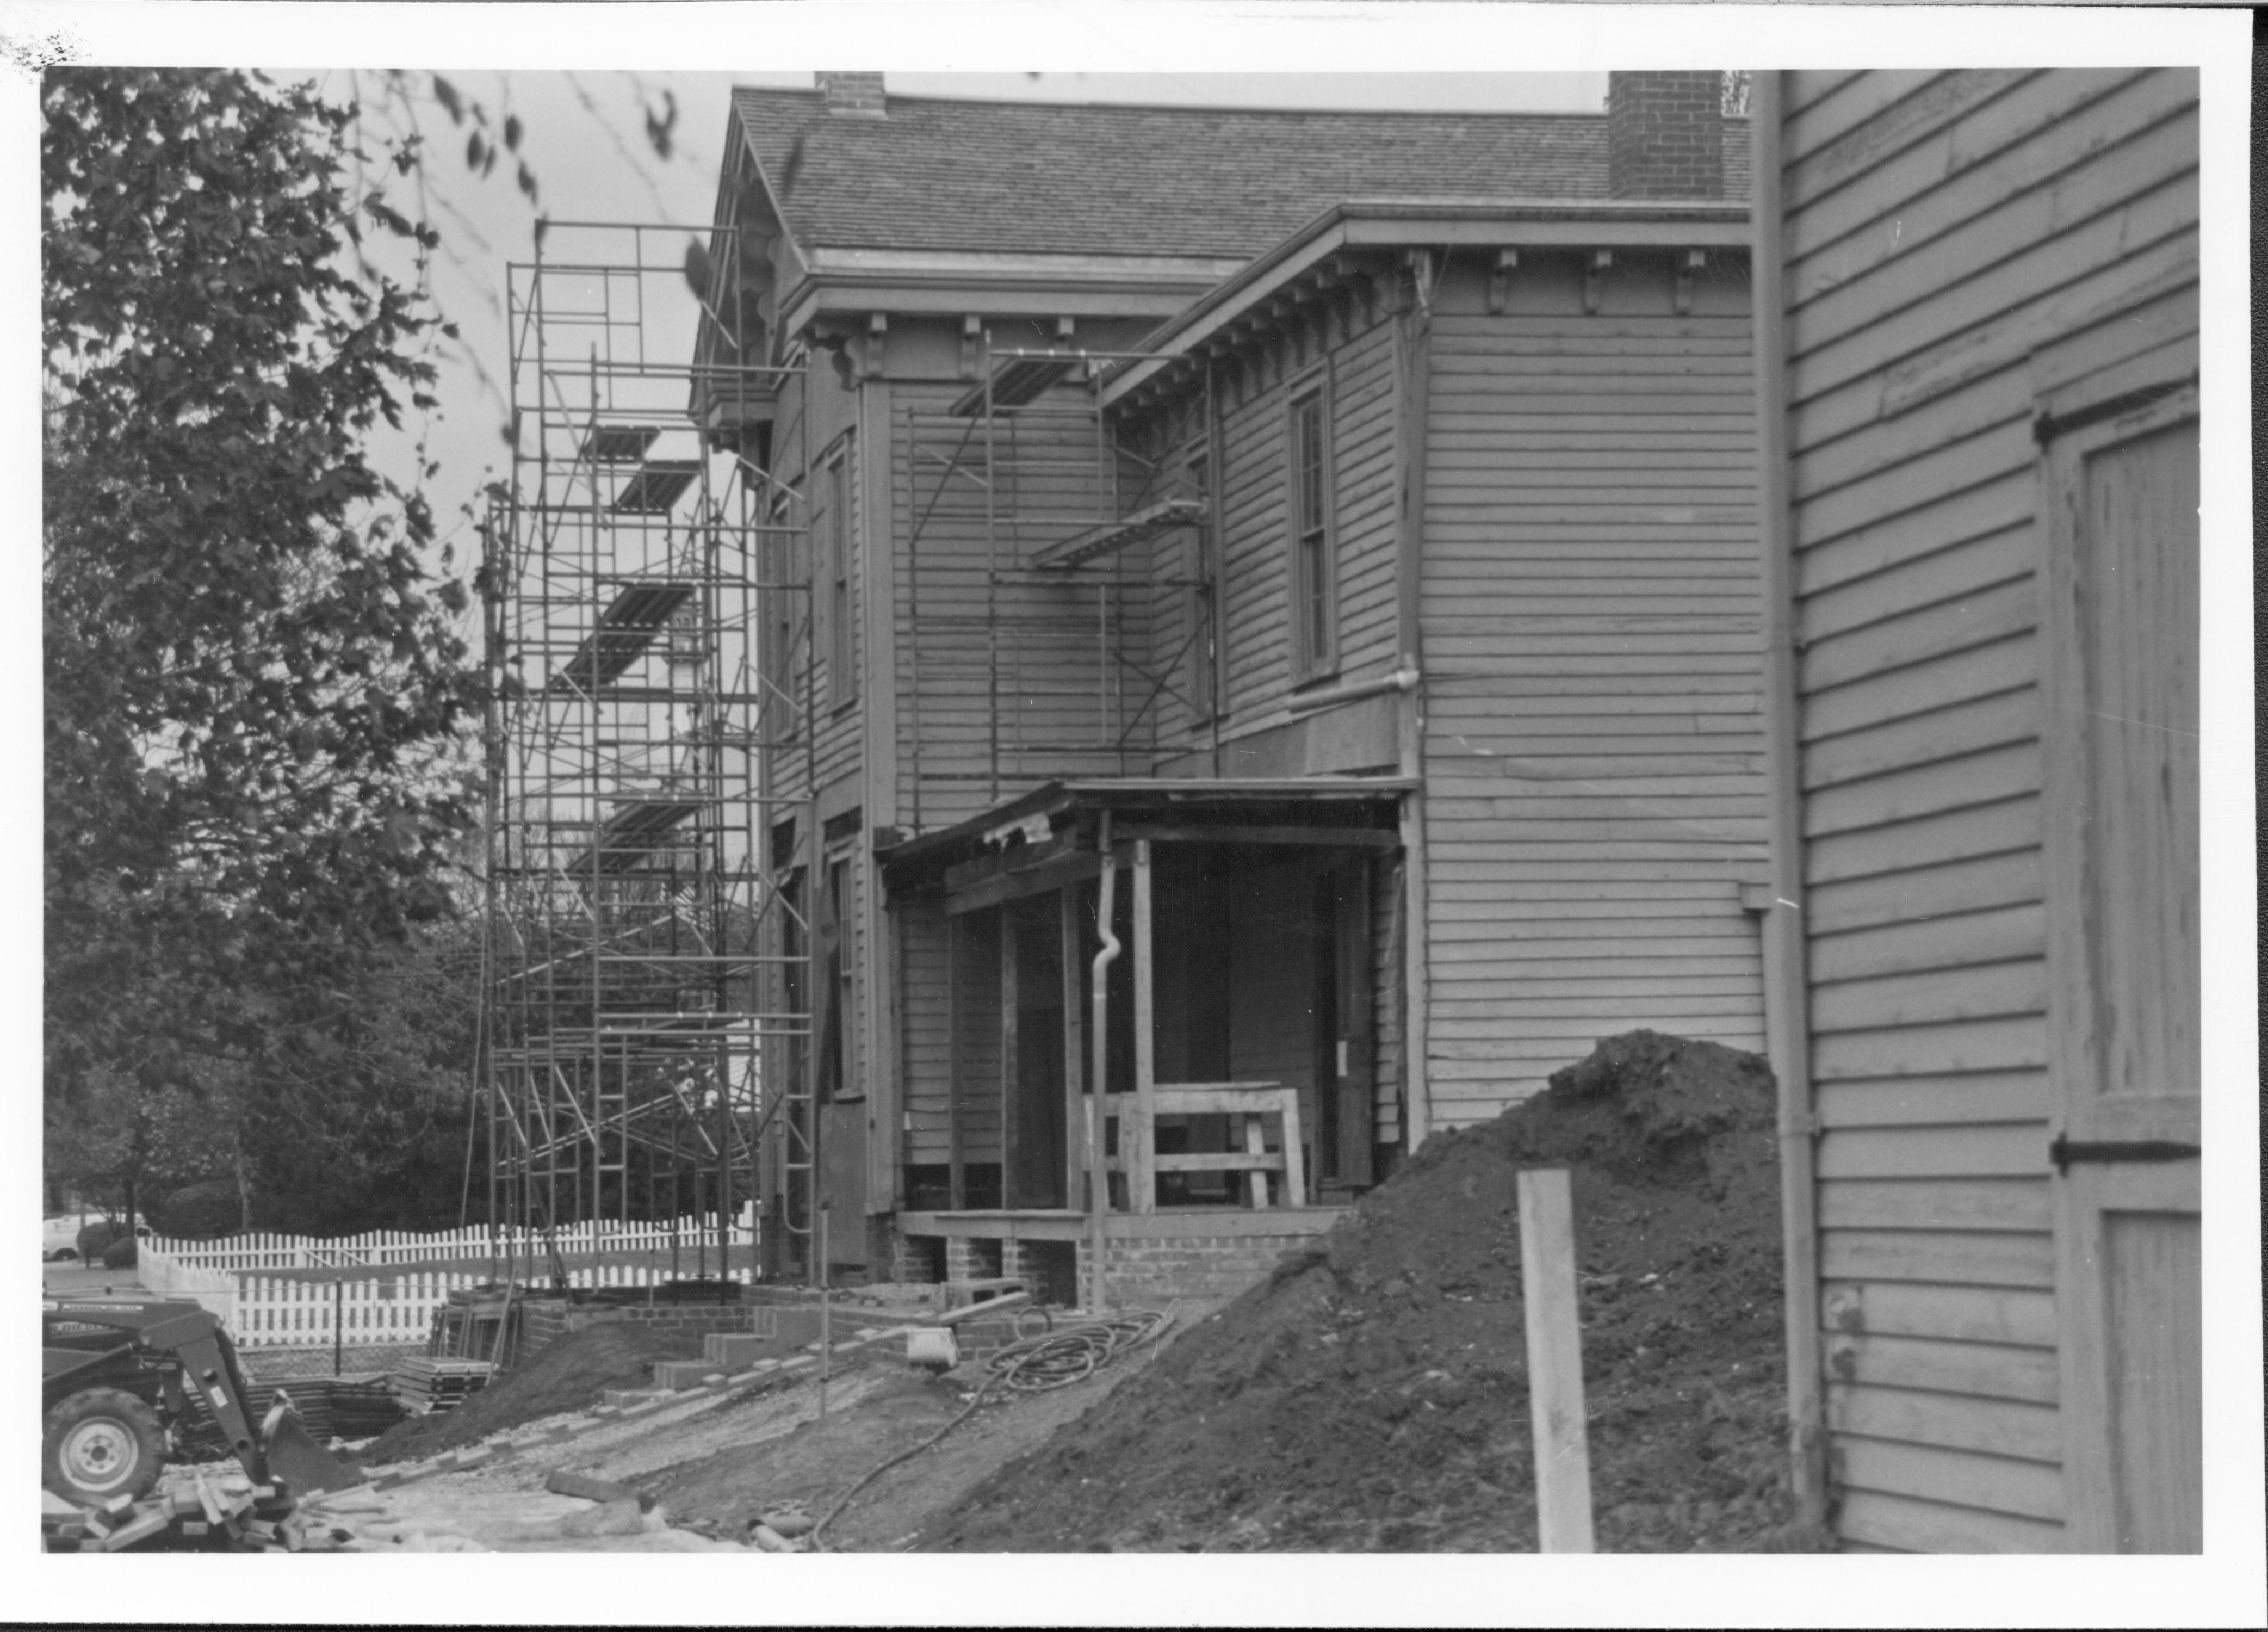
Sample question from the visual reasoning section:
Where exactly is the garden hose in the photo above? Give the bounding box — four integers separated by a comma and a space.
808, 1304, 1176, 1551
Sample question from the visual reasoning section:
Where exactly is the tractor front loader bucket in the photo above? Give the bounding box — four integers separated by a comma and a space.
259, 1396, 363, 1496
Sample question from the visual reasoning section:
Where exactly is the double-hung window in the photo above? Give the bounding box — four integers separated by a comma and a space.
1287, 380, 1337, 679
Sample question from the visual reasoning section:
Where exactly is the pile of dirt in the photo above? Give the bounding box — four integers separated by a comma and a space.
362, 1322, 702, 1466
928, 1030, 1826, 1553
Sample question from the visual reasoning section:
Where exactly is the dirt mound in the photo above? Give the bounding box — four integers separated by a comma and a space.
362, 1322, 701, 1466
928, 1030, 1824, 1553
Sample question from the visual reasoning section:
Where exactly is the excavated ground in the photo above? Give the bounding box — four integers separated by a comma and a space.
923, 1030, 1833, 1553
361, 1322, 702, 1465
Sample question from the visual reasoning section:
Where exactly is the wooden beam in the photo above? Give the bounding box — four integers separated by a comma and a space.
1518, 1167, 1595, 1552
1393, 263, 1434, 1153
943, 836, 1075, 894
1061, 882, 1086, 1214
1154, 1152, 1286, 1173
1000, 901, 1019, 1212
859, 368, 900, 1217
1108, 823, 1399, 850
1130, 840, 1156, 1215
944, 850, 1104, 918
945, 914, 964, 1211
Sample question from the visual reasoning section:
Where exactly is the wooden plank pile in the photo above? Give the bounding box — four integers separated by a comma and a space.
325, 1377, 408, 1438
389, 1356, 494, 1417
40, 1472, 305, 1553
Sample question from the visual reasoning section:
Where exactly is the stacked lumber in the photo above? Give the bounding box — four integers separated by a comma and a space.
388, 1357, 494, 1416
40, 1471, 304, 1553
325, 1378, 407, 1439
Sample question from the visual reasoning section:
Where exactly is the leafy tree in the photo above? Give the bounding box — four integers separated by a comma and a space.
43, 69, 482, 1230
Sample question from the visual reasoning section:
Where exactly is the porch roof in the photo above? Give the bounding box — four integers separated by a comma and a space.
875, 775, 1413, 889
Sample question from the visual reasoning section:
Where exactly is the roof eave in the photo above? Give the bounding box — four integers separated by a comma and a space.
778, 255, 1247, 336
1103, 197, 1752, 406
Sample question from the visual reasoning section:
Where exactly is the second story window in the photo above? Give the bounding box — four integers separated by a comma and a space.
825, 447, 856, 706
1288, 382, 1336, 679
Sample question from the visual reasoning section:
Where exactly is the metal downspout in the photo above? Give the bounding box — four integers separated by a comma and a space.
1086, 812, 1119, 1312
1750, 70, 1829, 1534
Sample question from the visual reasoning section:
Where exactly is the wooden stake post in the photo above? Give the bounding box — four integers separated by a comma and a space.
1517, 1167, 1595, 1552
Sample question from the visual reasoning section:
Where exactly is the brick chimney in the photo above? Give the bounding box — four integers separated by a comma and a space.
1606, 71, 1723, 199
816, 72, 887, 119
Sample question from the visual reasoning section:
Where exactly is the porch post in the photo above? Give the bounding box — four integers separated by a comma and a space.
1060, 883, 1085, 1211
1000, 901, 1020, 1211
946, 913, 964, 1211
1131, 839, 1156, 1215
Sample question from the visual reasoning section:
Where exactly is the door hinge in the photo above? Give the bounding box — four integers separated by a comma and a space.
2049, 1135, 2201, 1174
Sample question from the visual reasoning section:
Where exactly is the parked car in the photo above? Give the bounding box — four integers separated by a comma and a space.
43, 1217, 148, 1262
42, 1216, 94, 1262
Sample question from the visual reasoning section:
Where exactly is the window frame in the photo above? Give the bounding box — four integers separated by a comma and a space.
823, 441, 856, 708
1285, 368, 1339, 682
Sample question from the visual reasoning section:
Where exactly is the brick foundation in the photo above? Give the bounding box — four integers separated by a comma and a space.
1095, 1230, 1333, 1303
891, 1236, 943, 1284
894, 1213, 1340, 1309
944, 1237, 1002, 1284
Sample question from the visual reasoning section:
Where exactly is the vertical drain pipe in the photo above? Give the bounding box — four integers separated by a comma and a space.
1749, 70, 1829, 1534
1086, 813, 1119, 1313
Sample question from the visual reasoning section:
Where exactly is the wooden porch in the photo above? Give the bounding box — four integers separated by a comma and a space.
878, 778, 1411, 1228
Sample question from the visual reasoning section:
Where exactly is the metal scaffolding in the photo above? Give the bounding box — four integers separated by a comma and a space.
480, 220, 817, 1287
900, 349, 1219, 829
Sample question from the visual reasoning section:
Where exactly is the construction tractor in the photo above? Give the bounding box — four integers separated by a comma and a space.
42, 1296, 358, 1512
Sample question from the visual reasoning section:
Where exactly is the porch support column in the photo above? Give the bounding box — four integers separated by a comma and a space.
946, 913, 964, 1211
1000, 901, 1020, 1211
1131, 840, 1156, 1214
1061, 882, 1086, 1211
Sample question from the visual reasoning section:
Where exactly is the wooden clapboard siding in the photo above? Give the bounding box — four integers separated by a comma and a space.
1417, 298, 1765, 1126
1207, 315, 1399, 726
950, 909, 1003, 1166
898, 899, 953, 1164
1773, 67, 2200, 1551
895, 387, 1134, 832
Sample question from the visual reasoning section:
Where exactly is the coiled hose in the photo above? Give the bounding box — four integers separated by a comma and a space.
808, 1305, 1175, 1551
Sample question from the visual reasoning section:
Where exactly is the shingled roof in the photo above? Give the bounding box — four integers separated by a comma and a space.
732, 88, 1748, 261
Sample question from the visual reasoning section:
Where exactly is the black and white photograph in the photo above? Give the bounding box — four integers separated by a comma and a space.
21, 3, 2260, 1625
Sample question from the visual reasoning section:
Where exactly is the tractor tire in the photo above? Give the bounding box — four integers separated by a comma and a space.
43, 1387, 165, 1506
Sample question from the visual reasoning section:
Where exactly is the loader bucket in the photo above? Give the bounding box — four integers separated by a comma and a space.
259, 1396, 363, 1496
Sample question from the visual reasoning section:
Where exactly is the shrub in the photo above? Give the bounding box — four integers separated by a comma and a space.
151, 1178, 239, 1238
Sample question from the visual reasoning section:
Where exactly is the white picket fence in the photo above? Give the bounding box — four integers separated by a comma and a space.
141, 1207, 757, 1274
140, 1257, 704, 1351
137, 1210, 757, 1351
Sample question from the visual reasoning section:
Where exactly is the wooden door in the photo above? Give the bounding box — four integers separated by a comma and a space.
2040, 387, 2201, 1553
